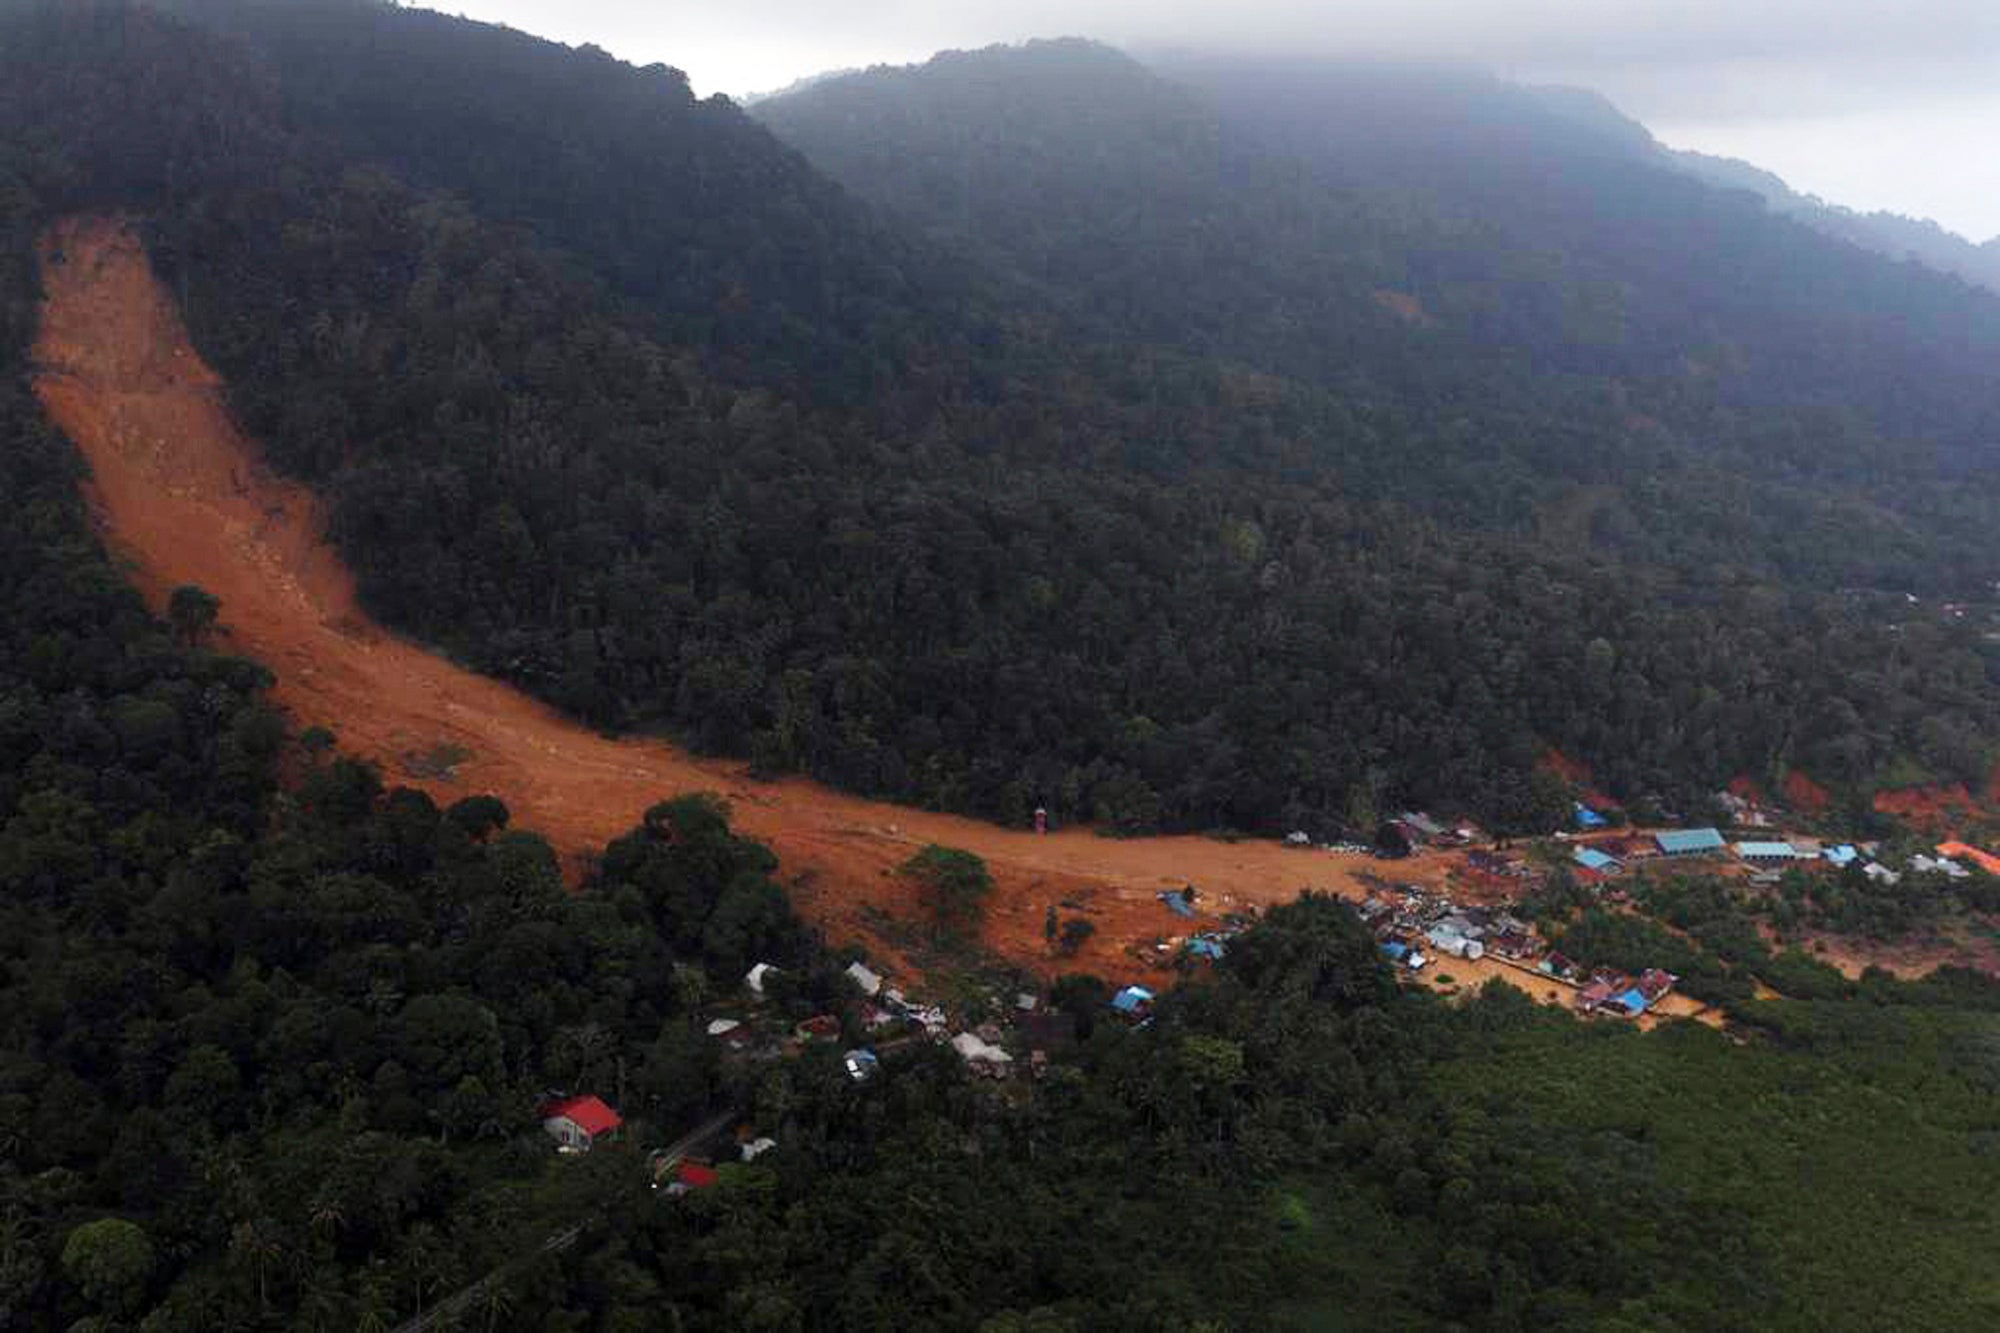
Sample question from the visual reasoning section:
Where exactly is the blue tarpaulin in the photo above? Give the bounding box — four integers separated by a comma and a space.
1112, 986, 1156, 1013
1574, 803, 1608, 829
1159, 890, 1196, 918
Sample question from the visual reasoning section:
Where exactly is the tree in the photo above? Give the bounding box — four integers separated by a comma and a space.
61, 1217, 155, 1316
167, 584, 220, 646
900, 845, 994, 942
1058, 917, 1096, 955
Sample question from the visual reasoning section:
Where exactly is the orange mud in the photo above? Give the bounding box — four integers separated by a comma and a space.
1872, 781, 1977, 826
33, 216, 1482, 986
1781, 770, 1831, 815
1726, 774, 1767, 804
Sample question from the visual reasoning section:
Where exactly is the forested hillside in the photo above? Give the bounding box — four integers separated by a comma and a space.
5, 1, 2000, 837
9, 10, 2000, 1328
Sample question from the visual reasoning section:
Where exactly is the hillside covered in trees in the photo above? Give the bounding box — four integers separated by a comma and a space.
5, 1, 2000, 841
8, 9, 2000, 1327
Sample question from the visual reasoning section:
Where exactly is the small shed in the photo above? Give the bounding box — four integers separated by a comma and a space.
744, 962, 780, 996
1574, 803, 1608, 830
844, 961, 884, 997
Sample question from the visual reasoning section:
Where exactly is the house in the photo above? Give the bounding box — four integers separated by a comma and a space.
842, 1049, 880, 1082
1735, 841, 1803, 863
1607, 988, 1651, 1017
671, 1160, 719, 1193
794, 1014, 841, 1041
1823, 844, 1860, 868
1426, 925, 1484, 960
1573, 846, 1620, 874
1539, 952, 1580, 981
541, 1095, 622, 1153
705, 1018, 750, 1051
950, 1031, 1013, 1075
739, 1136, 778, 1162
1574, 803, 1608, 830
1111, 985, 1156, 1018
744, 962, 780, 997
844, 961, 884, 997
1380, 941, 1426, 971
1575, 978, 1620, 1012
1374, 821, 1416, 858
1937, 841, 2000, 877
1400, 811, 1448, 840
1487, 929, 1539, 960
1655, 828, 1727, 858
1635, 969, 1677, 1002
1911, 854, 1971, 880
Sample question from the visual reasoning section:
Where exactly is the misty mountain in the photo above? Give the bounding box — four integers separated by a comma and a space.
7, 2, 2000, 836
1665, 148, 2000, 294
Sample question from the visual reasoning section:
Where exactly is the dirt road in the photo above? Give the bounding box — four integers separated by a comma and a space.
34, 215, 1457, 983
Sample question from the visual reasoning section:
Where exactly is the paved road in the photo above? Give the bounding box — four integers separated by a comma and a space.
391, 1109, 735, 1333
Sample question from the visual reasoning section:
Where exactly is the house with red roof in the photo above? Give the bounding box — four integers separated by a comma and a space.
540, 1094, 622, 1153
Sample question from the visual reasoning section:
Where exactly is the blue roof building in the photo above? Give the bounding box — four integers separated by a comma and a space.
1574, 803, 1608, 829
1615, 988, 1651, 1015
1186, 937, 1227, 961
1573, 846, 1619, 873
1655, 828, 1726, 856
1736, 841, 1803, 861
1824, 844, 1859, 867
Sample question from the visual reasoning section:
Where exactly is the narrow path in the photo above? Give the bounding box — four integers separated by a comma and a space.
30, 215, 1433, 978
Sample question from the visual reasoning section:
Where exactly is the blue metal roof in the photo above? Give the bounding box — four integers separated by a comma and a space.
1655, 828, 1726, 854
1574, 803, 1608, 828
1824, 844, 1859, 866
1573, 847, 1618, 872
1380, 942, 1409, 961
1736, 841, 1801, 859
1616, 989, 1650, 1014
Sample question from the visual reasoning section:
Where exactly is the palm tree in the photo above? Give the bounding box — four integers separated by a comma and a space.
480, 1278, 517, 1332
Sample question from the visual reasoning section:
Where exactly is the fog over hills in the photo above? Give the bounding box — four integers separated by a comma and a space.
7, 6, 2000, 1331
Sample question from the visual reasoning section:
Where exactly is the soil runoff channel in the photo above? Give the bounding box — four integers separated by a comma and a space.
32, 215, 1424, 980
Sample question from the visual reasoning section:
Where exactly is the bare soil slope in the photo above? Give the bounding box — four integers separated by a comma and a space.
32, 216, 1426, 983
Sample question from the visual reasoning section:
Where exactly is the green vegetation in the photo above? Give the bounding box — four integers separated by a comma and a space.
4, 3, 2000, 841
902, 844, 995, 941
6, 8, 2000, 1327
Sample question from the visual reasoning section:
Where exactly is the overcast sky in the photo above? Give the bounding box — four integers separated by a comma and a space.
444, 0, 2000, 240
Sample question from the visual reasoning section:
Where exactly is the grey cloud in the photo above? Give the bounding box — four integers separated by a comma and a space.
448, 0, 2000, 234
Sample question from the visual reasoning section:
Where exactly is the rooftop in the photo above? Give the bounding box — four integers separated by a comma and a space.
1655, 828, 1726, 854
543, 1094, 621, 1138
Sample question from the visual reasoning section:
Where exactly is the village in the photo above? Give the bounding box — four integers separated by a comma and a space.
531, 774, 2000, 1195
